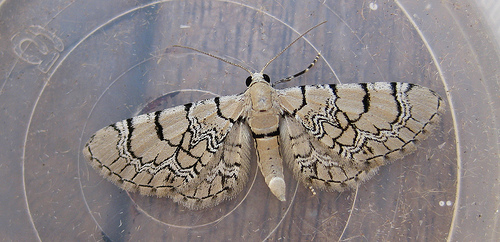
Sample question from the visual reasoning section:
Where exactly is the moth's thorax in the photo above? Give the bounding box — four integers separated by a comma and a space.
244, 74, 279, 135
248, 81, 274, 111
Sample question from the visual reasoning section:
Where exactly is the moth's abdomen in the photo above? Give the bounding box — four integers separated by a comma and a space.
253, 135, 286, 201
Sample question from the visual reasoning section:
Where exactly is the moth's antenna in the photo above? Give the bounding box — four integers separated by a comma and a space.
172, 45, 253, 76
272, 53, 321, 86
173, 21, 326, 76
260, 21, 326, 73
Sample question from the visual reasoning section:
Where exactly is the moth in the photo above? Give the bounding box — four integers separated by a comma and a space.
83, 23, 444, 209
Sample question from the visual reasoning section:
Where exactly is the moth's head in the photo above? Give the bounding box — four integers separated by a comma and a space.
246, 73, 271, 87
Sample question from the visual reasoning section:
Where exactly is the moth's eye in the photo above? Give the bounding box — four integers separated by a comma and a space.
263, 74, 271, 83
246, 76, 252, 86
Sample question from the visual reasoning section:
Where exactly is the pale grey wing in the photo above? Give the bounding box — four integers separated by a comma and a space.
169, 120, 252, 209
83, 94, 252, 209
278, 82, 445, 191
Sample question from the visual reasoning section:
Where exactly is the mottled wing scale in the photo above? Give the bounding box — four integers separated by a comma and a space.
278, 82, 444, 191
83, 95, 253, 209
84, 79, 444, 209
